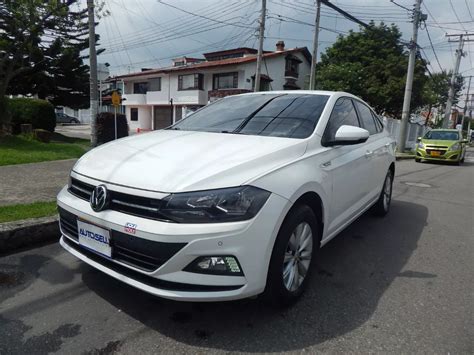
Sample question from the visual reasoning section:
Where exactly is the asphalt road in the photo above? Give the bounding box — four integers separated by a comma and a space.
1, 157, 473, 354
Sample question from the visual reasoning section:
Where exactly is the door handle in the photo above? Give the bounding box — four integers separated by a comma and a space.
385, 142, 391, 147
365, 150, 374, 158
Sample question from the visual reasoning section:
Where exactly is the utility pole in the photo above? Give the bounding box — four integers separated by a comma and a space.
398, 0, 423, 152
87, 0, 99, 146
254, 0, 266, 92
461, 76, 472, 132
442, 33, 474, 128
309, 0, 321, 90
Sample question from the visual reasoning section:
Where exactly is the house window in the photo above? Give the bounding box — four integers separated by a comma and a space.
133, 82, 148, 94
213, 72, 238, 90
285, 55, 301, 77
178, 73, 203, 90
149, 78, 161, 91
131, 108, 138, 121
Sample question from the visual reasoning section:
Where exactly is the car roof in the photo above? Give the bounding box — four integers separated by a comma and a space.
232, 91, 369, 103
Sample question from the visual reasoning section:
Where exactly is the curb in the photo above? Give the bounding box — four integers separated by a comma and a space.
396, 155, 415, 160
0, 215, 59, 255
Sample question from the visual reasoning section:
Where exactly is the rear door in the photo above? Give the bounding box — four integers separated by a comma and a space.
353, 100, 390, 200
321, 97, 373, 238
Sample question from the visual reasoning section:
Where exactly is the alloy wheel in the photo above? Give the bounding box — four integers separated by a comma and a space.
283, 221, 313, 292
383, 173, 392, 211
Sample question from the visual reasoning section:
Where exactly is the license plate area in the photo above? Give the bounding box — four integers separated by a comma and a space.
430, 151, 441, 157
77, 219, 112, 258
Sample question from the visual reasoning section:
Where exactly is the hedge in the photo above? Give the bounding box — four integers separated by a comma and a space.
96, 112, 129, 144
8, 97, 56, 134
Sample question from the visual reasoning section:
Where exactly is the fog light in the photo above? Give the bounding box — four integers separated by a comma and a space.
184, 256, 244, 276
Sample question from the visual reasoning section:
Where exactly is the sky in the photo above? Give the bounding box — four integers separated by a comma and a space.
88, 0, 474, 106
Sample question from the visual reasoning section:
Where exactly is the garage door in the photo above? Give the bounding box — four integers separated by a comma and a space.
153, 106, 172, 129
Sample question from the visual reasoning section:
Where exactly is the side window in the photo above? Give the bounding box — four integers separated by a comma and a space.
372, 111, 384, 132
323, 97, 360, 143
354, 100, 378, 135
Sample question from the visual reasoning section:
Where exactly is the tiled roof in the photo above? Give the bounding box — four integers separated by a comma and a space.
113, 47, 311, 80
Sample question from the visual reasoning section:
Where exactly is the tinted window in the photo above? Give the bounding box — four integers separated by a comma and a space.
323, 97, 360, 143
354, 100, 377, 135
372, 111, 384, 132
172, 94, 329, 138
238, 95, 329, 138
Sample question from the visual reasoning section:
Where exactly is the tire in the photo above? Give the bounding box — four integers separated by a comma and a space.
264, 204, 320, 307
70, 119, 77, 124
415, 157, 421, 163
372, 169, 393, 217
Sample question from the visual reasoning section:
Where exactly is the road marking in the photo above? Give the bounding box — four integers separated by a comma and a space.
403, 182, 432, 188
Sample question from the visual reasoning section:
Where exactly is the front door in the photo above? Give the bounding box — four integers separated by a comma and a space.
320, 97, 373, 238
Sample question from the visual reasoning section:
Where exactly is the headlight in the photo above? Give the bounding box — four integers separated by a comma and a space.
449, 143, 460, 151
160, 186, 271, 223
417, 142, 424, 149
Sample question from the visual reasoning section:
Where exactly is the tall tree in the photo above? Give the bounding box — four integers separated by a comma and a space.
421, 71, 463, 125
314, 23, 428, 117
0, 0, 90, 128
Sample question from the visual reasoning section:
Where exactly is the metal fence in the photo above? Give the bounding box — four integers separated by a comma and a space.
384, 117, 431, 150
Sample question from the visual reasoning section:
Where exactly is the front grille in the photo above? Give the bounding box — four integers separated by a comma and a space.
68, 177, 172, 222
426, 145, 448, 149
63, 237, 243, 292
58, 207, 186, 272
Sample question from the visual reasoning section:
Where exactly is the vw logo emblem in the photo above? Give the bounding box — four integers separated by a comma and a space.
90, 185, 109, 212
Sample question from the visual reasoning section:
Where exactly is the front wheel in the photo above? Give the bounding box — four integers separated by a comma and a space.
265, 204, 320, 307
372, 169, 393, 217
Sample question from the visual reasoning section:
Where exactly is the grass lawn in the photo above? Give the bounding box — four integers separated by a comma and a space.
0, 133, 89, 166
0, 201, 57, 223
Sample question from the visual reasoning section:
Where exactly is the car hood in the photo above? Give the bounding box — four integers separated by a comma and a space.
73, 130, 307, 192
421, 139, 457, 146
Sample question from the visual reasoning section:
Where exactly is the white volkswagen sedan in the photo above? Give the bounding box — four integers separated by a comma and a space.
57, 91, 395, 306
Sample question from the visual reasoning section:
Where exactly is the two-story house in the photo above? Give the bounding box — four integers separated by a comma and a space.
112, 42, 311, 131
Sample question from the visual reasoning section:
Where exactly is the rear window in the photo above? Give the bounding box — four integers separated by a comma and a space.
172, 94, 329, 138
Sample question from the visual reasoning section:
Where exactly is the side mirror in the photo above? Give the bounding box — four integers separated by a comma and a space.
417, 136, 422, 142
327, 125, 370, 146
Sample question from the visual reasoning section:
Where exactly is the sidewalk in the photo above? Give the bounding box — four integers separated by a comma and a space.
0, 159, 76, 206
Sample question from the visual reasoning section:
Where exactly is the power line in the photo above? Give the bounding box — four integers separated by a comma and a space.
449, 0, 467, 31
157, 0, 251, 29
103, 3, 256, 53
424, 23, 444, 71
102, 1, 245, 47
466, 0, 473, 21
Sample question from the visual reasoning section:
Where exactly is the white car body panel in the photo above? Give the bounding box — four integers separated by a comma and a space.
57, 90, 396, 301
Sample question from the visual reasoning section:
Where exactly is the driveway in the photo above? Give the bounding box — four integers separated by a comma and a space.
0, 157, 472, 353
55, 125, 91, 140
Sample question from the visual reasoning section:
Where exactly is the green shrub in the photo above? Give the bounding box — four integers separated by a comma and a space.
8, 97, 56, 134
97, 112, 129, 144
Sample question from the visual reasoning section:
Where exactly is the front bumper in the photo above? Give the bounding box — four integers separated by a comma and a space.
416, 147, 461, 161
57, 186, 290, 301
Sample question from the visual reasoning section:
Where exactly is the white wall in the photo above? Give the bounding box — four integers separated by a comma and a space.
126, 106, 152, 132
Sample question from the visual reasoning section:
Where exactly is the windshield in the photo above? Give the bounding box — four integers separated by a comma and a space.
424, 130, 459, 141
171, 94, 329, 139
